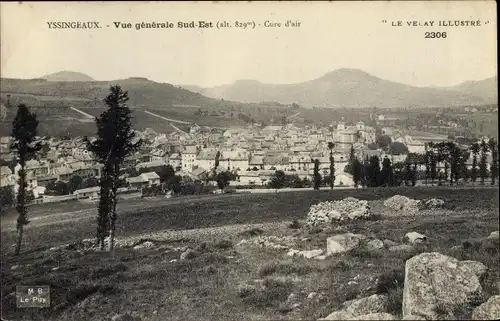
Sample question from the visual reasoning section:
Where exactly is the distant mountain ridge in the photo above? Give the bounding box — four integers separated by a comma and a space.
182, 68, 497, 108
41, 71, 94, 82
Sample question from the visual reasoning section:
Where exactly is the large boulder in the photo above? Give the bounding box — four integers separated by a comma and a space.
424, 198, 445, 209
403, 252, 487, 320
306, 198, 372, 226
471, 295, 500, 320
403, 232, 427, 244
384, 195, 423, 214
318, 294, 390, 320
326, 233, 366, 256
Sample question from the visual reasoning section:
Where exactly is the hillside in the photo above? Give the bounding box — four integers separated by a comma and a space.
41, 71, 95, 82
191, 68, 492, 108
448, 76, 498, 105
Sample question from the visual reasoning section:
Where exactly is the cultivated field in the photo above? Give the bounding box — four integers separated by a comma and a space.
1, 187, 499, 321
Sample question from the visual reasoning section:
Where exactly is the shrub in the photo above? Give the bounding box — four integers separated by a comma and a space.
213, 239, 233, 249
376, 269, 405, 294
239, 227, 264, 237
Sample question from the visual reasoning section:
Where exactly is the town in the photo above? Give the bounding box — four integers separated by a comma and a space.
0, 100, 498, 209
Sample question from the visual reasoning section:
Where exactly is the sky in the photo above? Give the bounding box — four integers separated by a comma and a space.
1, 1, 497, 88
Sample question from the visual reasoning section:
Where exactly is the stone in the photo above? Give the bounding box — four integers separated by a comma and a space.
487, 231, 499, 240
320, 294, 389, 320
10, 265, 19, 271
366, 239, 384, 250
402, 252, 486, 320
111, 314, 141, 321
342, 294, 389, 315
383, 239, 397, 248
315, 255, 327, 261
348, 313, 397, 320
133, 241, 155, 250
461, 260, 488, 278
300, 249, 324, 259
388, 244, 413, 252
404, 232, 427, 244
424, 198, 445, 209
169, 259, 177, 263
51, 266, 60, 271
180, 249, 196, 260
307, 292, 321, 300
347, 281, 358, 286
326, 233, 366, 256
471, 295, 500, 320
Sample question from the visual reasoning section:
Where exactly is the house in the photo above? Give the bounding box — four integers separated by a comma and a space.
126, 175, 149, 189
140, 172, 161, 187
236, 170, 261, 185
135, 160, 168, 172
335, 170, 354, 187
0, 166, 15, 187
195, 148, 218, 172
220, 150, 249, 171
191, 167, 209, 181
73, 186, 100, 200
249, 155, 264, 170
182, 145, 198, 171
168, 153, 182, 171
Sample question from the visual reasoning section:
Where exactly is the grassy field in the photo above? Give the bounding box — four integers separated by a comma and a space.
1, 187, 499, 321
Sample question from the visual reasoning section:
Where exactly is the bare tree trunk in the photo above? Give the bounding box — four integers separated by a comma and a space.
15, 225, 23, 255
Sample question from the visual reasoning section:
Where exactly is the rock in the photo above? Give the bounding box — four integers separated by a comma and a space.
342, 294, 389, 315
384, 195, 423, 213
383, 239, 397, 248
301, 249, 324, 259
461, 260, 488, 278
306, 198, 372, 226
347, 281, 358, 286
402, 315, 426, 320
10, 265, 19, 271
487, 231, 499, 240
348, 313, 397, 320
287, 293, 297, 302
287, 249, 300, 257
424, 198, 445, 209
402, 252, 486, 320
320, 294, 389, 320
180, 249, 196, 260
308, 292, 322, 300
291, 302, 301, 309
471, 295, 500, 320
327, 233, 366, 256
388, 244, 413, 252
111, 314, 141, 321
51, 266, 60, 271
133, 241, 155, 250
403, 232, 427, 244
366, 239, 384, 250
315, 255, 327, 261
169, 259, 177, 263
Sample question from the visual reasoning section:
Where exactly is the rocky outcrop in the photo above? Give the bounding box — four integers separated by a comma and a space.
306, 198, 372, 226
287, 248, 324, 259
471, 295, 500, 320
402, 252, 487, 320
326, 233, 366, 256
384, 195, 423, 214
318, 294, 392, 320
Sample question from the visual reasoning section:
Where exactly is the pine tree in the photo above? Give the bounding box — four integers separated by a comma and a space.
368, 156, 381, 187
380, 157, 393, 187
312, 158, 321, 190
87, 86, 141, 251
11, 104, 41, 255
352, 159, 362, 188
479, 140, 489, 185
470, 142, 480, 184
328, 142, 335, 189
488, 139, 498, 185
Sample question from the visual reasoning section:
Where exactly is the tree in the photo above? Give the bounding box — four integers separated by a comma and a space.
215, 171, 232, 191
269, 170, 286, 189
157, 165, 175, 183
479, 140, 489, 185
82, 177, 99, 189
312, 159, 321, 190
376, 135, 392, 150
86, 86, 142, 251
68, 175, 83, 193
352, 159, 363, 188
328, 142, 336, 189
388, 142, 409, 155
488, 139, 498, 185
379, 157, 393, 186
424, 150, 432, 186
214, 151, 221, 176
470, 142, 480, 184
367, 156, 381, 187
11, 104, 41, 255
0, 186, 15, 214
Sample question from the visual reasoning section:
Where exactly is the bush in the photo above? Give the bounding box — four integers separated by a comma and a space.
375, 268, 405, 294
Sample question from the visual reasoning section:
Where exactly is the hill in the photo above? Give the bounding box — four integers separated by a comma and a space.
41, 71, 95, 82
448, 76, 498, 105
191, 68, 493, 108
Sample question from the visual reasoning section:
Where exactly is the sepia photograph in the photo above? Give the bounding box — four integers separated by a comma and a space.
0, 1, 498, 320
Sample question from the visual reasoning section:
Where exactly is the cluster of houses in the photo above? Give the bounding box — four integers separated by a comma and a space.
1, 119, 491, 202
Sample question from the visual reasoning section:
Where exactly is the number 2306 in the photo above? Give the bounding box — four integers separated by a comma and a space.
425, 32, 447, 38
